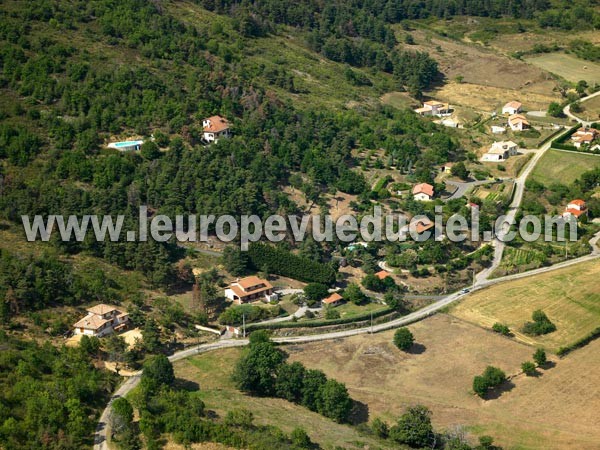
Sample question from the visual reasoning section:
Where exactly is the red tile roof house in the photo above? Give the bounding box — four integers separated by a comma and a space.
375, 270, 391, 280
73, 304, 130, 337
502, 101, 522, 115
507, 114, 530, 131
224, 276, 274, 304
571, 127, 599, 148
412, 183, 435, 201
321, 292, 344, 308
562, 199, 588, 219
202, 115, 231, 143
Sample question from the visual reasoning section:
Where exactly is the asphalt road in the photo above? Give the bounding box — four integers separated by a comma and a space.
563, 90, 600, 127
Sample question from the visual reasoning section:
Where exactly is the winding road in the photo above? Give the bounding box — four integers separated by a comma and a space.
94, 91, 600, 450
563, 90, 600, 127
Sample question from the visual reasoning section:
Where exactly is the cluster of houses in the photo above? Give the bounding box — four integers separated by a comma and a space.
502, 101, 530, 131
571, 127, 599, 149
481, 140, 519, 162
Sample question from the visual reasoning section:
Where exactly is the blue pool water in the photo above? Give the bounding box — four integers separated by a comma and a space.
113, 140, 143, 148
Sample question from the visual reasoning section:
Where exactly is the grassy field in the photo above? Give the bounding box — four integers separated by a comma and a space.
451, 260, 600, 351
287, 313, 600, 449
529, 149, 600, 186
525, 53, 600, 85
173, 349, 394, 450
579, 94, 600, 123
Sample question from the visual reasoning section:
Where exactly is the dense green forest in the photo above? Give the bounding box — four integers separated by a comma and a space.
0, 332, 118, 449
0, 0, 458, 295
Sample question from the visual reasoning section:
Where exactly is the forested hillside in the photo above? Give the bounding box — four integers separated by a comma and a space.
0, 0, 458, 297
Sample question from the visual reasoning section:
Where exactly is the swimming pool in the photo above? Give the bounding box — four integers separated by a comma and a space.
108, 140, 144, 150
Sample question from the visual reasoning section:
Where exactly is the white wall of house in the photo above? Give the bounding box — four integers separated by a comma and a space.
413, 193, 432, 201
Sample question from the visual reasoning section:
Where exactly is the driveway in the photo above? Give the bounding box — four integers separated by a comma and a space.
444, 179, 498, 201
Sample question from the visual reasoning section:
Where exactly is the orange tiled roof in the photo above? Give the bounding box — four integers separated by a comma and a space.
564, 208, 586, 218
504, 101, 522, 110
86, 304, 121, 316
73, 314, 109, 331
375, 270, 391, 280
413, 183, 434, 197
203, 115, 230, 133
323, 293, 343, 304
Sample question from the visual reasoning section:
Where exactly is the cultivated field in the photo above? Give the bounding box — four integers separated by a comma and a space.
451, 260, 600, 351
525, 53, 600, 85
173, 350, 395, 450
287, 314, 600, 449
529, 149, 600, 186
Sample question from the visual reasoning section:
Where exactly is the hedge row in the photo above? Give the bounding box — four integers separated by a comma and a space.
557, 326, 600, 356
246, 306, 396, 331
248, 243, 337, 285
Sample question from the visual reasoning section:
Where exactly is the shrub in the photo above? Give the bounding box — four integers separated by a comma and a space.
303, 283, 329, 302
389, 405, 434, 448
472, 366, 506, 397
393, 327, 414, 351
521, 361, 536, 376
492, 322, 510, 336
533, 348, 547, 366
523, 310, 556, 336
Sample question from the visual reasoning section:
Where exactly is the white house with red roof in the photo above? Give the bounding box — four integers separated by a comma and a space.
571, 127, 599, 148
202, 115, 231, 143
322, 292, 344, 307
502, 101, 522, 115
73, 304, 130, 337
225, 276, 274, 304
508, 114, 530, 131
412, 183, 435, 201
562, 199, 587, 219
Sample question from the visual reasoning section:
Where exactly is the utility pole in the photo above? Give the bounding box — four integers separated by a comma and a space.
370, 311, 373, 334
242, 313, 246, 338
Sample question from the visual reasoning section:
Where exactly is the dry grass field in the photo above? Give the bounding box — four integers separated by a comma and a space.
287, 314, 600, 449
529, 149, 600, 186
450, 260, 600, 351
525, 53, 600, 85
174, 350, 395, 450
579, 94, 600, 122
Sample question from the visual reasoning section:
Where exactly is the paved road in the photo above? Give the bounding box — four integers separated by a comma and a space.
563, 90, 600, 127
444, 179, 497, 201
475, 139, 554, 284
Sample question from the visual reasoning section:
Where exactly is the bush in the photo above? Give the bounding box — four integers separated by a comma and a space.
523, 310, 556, 336
303, 283, 329, 302
472, 366, 506, 397
492, 322, 510, 336
533, 348, 547, 366
393, 327, 414, 351
521, 361, 536, 376
389, 405, 434, 448
371, 417, 389, 438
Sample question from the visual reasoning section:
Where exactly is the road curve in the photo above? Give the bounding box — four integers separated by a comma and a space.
563, 90, 600, 127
